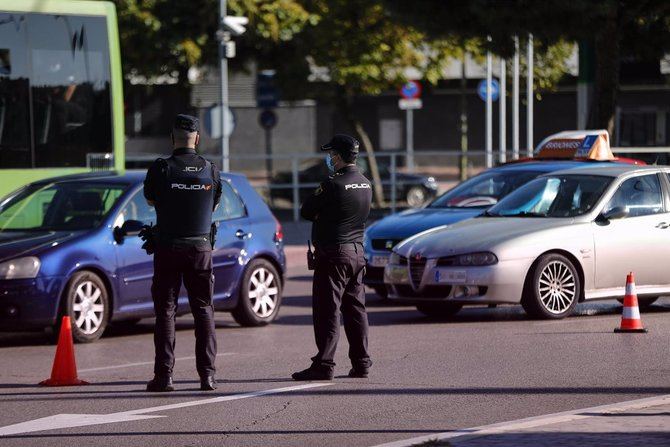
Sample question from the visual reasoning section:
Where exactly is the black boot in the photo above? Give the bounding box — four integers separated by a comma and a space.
200, 376, 217, 391
146, 375, 174, 392
291, 366, 333, 381
348, 367, 369, 378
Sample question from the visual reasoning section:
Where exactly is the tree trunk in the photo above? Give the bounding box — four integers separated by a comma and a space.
352, 120, 386, 208
338, 89, 385, 208
589, 3, 621, 137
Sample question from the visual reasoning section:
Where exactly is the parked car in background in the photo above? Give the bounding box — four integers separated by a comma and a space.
385, 165, 669, 319
0, 171, 285, 342
270, 157, 439, 208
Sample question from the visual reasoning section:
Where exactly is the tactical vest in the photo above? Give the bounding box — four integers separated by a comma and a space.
155, 155, 215, 238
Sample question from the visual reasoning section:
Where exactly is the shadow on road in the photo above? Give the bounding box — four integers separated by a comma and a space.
2, 386, 670, 403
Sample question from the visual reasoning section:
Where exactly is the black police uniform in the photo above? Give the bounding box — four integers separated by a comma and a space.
296, 135, 373, 378
143, 115, 222, 388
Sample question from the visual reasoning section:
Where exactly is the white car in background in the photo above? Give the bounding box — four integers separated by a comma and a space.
385, 165, 670, 319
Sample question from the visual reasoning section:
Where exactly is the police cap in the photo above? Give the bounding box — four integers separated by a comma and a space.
320, 134, 360, 156
174, 114, 199, 133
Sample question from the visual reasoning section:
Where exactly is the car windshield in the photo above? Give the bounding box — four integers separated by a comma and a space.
483, 174, 612, 218
0, 181, 127, 231
429, 170, 541, 208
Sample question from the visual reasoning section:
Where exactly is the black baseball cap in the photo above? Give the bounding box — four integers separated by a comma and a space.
320, 134, 360, 155
174, 114, 199, 133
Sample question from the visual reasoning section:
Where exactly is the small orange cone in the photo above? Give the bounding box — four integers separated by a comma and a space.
39, 316, 89, 386
614, 272, 648, 333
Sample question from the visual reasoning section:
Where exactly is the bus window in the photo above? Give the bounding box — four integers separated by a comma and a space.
0, 13, 31, 168
27, 14, 112, 168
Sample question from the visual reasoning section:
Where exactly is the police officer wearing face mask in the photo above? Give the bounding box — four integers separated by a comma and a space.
143, 114, 222, 392
292, 134, 373, 381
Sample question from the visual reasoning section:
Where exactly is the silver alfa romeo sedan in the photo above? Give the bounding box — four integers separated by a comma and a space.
384, 165, 670, 319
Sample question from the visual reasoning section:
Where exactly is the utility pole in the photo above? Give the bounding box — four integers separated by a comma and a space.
499, 57, 506, 164
460, 54, 468, 181
513, 36, 520, 159
485, 40, 493, 168
217, 6, 247, 172
218, 0, 229, 172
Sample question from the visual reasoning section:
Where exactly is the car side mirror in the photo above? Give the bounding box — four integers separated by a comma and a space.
600, 206, 629, 221
113, 219, 144, 243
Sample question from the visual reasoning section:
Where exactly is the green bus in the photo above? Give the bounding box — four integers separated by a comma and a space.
0, 0, 124, 199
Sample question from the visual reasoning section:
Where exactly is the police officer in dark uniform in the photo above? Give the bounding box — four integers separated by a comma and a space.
292, 134, 373, 381
143, 114, 222, 392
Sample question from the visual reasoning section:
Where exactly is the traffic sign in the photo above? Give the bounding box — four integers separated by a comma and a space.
257, 71, 279, 109
399, 98, 423, 110
478, 79, 500, 101
259, 109, 278, 129
400, 80, 422, 99
204, 105, 235, 139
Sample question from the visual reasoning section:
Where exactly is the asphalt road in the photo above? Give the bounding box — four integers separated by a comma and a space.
1, 261, 669, 446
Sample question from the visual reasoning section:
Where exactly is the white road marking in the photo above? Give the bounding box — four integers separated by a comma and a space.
78, 353, 236, 373
372, 393, 670, 447
0, 383, 332, 437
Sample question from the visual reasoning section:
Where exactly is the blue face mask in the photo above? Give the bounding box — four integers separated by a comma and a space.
325, 154, 335, 173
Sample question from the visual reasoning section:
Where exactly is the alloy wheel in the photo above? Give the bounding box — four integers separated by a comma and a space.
537, 260, 576, 314
72, 280, 105, 335
248, 267, 279, 318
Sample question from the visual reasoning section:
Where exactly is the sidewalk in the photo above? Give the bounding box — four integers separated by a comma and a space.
447, 402, 670, 447
376, 395, 670, 447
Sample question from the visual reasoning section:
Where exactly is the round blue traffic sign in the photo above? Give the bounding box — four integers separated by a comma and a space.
477, 79, 500, 101
400, 80, 422, 99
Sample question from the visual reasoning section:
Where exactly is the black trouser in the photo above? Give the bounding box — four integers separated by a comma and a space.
311, 243, 371, 370
151, 245, 216, 378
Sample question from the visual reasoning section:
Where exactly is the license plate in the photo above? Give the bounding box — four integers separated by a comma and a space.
371, 255, 389, 267
435, 269, 466, 284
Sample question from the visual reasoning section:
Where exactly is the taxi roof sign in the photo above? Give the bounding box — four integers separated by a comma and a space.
534, 129, 615, 161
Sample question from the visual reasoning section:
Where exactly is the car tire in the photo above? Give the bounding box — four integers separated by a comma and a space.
406, 186, 428, 208
232, 259, 282, 327
522, 253, 580, 319
60, 271, 110, 343
373, 286, 389, 300
416, 302, 462, 318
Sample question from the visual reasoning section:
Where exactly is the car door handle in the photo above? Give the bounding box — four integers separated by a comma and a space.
655, 222, 670, 229
235, 229, 252, 239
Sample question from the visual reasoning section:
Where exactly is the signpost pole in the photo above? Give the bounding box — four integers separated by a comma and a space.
486, 44, 493, 168
219, 0, 229, 172
499, 58, 506, 164
265, 125, 273, 181
513, 36, 520, 160
406, 109, 414, 171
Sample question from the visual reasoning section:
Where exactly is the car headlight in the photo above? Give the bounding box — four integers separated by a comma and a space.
424, 177, 438, 189
438, 252, 498, 266
0, 257, 41, 279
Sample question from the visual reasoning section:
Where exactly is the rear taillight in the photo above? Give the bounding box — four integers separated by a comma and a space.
274, 217, 283, 243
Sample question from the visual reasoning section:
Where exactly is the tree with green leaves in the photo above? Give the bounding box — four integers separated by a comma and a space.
388, 0, 670, 137
112, 0, 314, 83
254, 0, 465, 206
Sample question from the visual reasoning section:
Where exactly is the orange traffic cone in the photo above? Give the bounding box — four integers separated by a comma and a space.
614, 272, 647, 333
39, 316, 89, 386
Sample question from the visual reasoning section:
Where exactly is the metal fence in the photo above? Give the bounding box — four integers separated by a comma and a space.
126, 147, 670, 222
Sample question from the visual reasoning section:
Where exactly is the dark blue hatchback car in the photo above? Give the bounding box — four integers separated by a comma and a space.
0, 171, 286, 342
